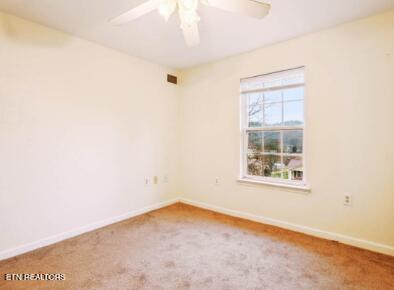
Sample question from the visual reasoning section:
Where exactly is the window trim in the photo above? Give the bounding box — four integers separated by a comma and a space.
239, 67, 310, 190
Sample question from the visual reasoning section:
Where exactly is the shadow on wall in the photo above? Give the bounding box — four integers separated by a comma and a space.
0, 12, 70, 47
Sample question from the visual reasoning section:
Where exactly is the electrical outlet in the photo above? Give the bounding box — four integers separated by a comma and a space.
153, 176, 158, 184
344, 194, 352, 206
144, 178, 149, 186
163, 175, 169, 183
215, 178, 220, 186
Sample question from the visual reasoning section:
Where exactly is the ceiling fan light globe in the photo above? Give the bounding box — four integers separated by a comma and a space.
158, 0, 177, 21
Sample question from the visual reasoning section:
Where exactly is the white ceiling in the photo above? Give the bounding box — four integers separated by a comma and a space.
1, 0, 394, 69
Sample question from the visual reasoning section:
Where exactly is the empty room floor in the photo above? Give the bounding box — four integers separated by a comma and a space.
1, 203, 393, 290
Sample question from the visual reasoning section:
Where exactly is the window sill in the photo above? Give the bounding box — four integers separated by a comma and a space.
237, 178, 311, 193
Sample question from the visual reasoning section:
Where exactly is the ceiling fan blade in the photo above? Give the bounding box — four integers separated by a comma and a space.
110, 0, 163, 25
182, 22, 200, 47
201, 0, 271, 19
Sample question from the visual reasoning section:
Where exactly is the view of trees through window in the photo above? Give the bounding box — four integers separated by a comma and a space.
242, 68, 305, 183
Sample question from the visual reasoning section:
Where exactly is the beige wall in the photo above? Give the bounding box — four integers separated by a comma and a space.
179, 10, 394, 252
0, 12, 180, 255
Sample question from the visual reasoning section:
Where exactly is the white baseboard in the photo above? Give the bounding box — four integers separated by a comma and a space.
180, 198, 394, 257
2, 197, 392, 260
0, 198, 179, 261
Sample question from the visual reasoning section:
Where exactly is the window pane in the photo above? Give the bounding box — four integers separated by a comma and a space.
262, 155, 283, 178
283, 100, 303, 126
264, 90, 282, 103
283, 130, 303, 154
283, 156, 303, 181
248, 132, 262, 152
264, 102, 282, 126
247, 154, 263, 176
263, 132, 280, 153
247, 93, 263, 127
283, 87, 304, 101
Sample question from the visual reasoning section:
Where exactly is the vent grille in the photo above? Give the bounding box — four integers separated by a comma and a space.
167, 74, 177, 85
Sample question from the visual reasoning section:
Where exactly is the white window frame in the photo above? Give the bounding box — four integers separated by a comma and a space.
239, 67, 309, 190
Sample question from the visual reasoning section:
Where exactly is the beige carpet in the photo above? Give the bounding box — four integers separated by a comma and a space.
1, 203, 393, 290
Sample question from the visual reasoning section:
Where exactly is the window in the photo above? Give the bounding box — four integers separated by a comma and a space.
240, 67, 306, 187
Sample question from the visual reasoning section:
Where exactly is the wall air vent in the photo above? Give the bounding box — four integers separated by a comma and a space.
167, 74, 177, 85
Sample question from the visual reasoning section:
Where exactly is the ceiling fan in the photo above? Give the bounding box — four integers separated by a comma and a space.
110, 0, 271, 47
